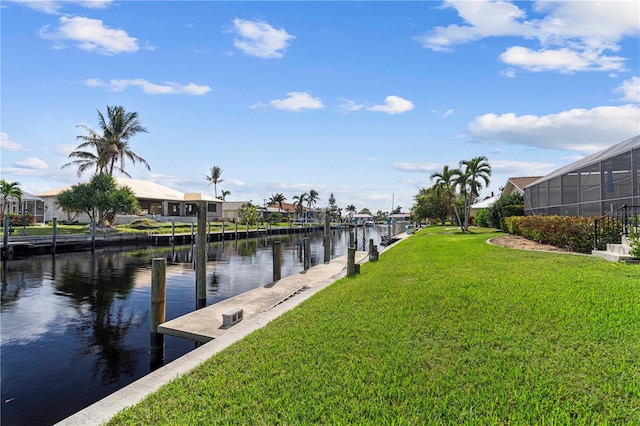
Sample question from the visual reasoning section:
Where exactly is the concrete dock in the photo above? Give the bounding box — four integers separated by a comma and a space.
158, 251, 371, 343
55, 231, 411, 426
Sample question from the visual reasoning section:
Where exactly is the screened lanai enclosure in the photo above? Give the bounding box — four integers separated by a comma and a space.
524, 135, 640, 217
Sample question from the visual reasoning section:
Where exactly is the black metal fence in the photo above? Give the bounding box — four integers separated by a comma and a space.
594, 204, 640, 251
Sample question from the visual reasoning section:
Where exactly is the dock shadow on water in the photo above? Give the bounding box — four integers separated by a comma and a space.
0, 227, 388, 425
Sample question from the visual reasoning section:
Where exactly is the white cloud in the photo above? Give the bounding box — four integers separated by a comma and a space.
500, 46, 625, 73
489, 159, 556, 176
367, 96, 414, 115
9, 0, 113, 14
392, 162, 441, 173
15, 157, 49, 170
40, 16, 139, 55
442, 109, 454, 117
231, 18, 294, 59
616, 76, 640, 103
338, 99, 364, 112
84, 78, 211, 95
265, 92, 324, 112
416, 0, 640, 73
1, 133, 23, 151
468, 104, 640, 152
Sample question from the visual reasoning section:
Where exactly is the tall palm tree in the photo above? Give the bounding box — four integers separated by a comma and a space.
63, 106, 149, 178
0, 179, 22, 215
458, 156, 491, 231
292, 193, 308, 220
205, 166, 223, 198
345, 204, 356, 222
306, 190, 319, 221
430, 165, 464, 231
269, 193, 286, 212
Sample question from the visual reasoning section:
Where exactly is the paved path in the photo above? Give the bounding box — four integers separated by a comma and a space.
56, 231, 412, 426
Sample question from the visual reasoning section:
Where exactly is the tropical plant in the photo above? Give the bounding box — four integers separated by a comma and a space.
55, 173, 139, 227
269, 193, 287, 212
345, 204, 356, 221
0, 179, 22, 216
430, 165, 464, 230
63, 106, 149, 178
205, 166, 223, 198
220, 190, 230, 201
306, 190, 319, 222
292, 193, 308, 220
457, 156, 492, 231
412, 186, 449, 225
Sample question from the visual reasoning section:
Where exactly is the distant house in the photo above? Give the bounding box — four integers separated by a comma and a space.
502, 176, 543, 197
0, 190, 46, 224
469, 176, 541, 218
37, 177, 223, 224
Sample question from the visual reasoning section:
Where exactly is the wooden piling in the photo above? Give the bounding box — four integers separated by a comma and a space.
150, 257, 166, 368
91, 217, 96, 251
196, 201, 207, 310
347, 247, 356, 277
303, 237, 310, 271
349, 230, 355, 248
324, 235, 331, 263
171, 222, 175, 244
3, 216, 9, 259
52, 218, 57, 254
273, 241, 282, 281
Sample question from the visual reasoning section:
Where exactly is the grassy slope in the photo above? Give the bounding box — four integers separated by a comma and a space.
109, 229, 640, 425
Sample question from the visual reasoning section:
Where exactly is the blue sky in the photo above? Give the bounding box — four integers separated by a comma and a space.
2, 0, 639, 214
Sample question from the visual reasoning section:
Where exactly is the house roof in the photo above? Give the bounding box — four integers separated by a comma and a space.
1, 190, 43, 202
470, 195, 500, 209
507, 176, 543, 191
36, 177, 222, 202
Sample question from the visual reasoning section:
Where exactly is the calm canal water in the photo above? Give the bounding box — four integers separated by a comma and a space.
1, 226, 387, 426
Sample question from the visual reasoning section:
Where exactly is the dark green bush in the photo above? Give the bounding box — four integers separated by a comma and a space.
504, 215, 605, 253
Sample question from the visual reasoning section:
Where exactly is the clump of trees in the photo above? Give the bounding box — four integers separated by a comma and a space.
412, 156, 492, 233
56, 173, 139, 227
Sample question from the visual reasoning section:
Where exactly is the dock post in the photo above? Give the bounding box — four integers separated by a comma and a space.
2, 216, 8, 260
369, 239, 379, 262
196, 201, 207, 310
150, 258, 166, 370
190, 223, 194, 243
347, 247, 356, 277
273, 241, 282, 281
221, 220, 225, 240
323, 214, 331, 263
52, 218, 57, 254
349, 230, 355, 248
171, 222, 175, 244
91, 217, 96, 251
303, 237, 310, 271
208, 221, 211, 242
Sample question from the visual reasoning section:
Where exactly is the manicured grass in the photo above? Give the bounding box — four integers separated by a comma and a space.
108, 228, 639, 424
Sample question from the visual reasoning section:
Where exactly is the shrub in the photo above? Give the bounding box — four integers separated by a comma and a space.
503, 215, 598, 253
487, 193, 524, 228
475, 209, 491, 228
1, 213, 36, 226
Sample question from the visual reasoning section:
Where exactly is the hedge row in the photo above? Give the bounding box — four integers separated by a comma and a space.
503, 215, 620, 253
0, 213, 37, 227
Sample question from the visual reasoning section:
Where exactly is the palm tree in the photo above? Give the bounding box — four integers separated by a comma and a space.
220, 190, 230, 201
0, 179, 22, 216
458, 156, 491, 231
430, 165, 464, 231
63, 106, 149, 178
268, 193, 286, 212
205, 166, 223, 198
306, 190, 319, 221
292, 193, 308, 221
345, 204, 356, 222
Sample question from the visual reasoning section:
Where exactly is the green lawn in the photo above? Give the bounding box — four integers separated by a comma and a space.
109, 228, 639, 425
